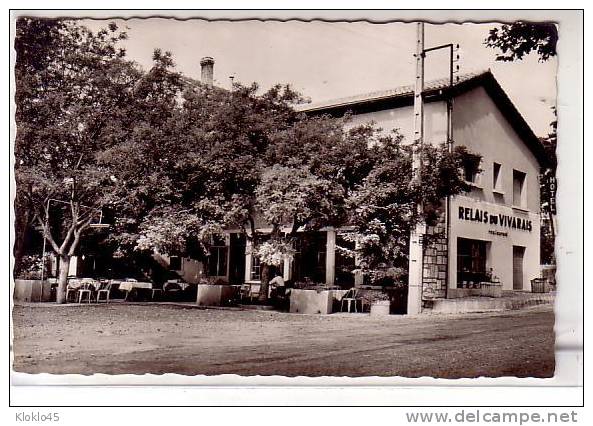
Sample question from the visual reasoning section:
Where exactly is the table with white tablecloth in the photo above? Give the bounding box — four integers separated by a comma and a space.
117, 281, 153, 292
114, 281, 153, 301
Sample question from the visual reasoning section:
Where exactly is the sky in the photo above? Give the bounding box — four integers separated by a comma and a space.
83, 18, 558, 137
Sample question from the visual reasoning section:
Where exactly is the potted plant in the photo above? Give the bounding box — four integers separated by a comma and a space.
480, 269, 502, 298
370, 292, 391, 316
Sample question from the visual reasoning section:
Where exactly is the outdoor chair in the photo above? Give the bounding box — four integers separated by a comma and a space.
77, 282, 95, 303
239, 283, 252, 302
151, 288, 163, 301
65, 286, 78, 303
163, 281, 182, 301
248, 284, 261, 301
65, 278, 80, 303
341, 288, 362, 313
96, 281, 113, 303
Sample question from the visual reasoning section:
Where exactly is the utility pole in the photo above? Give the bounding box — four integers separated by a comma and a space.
407, 22, 426, 315
406, 24, 461, 314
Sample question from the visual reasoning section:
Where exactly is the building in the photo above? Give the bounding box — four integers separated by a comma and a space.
58, 62, 548, 302
297, 69, 548, 300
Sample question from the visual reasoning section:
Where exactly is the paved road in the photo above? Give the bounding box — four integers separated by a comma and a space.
12, 303, 554, 377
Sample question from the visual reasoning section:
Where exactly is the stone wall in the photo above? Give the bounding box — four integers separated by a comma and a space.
422, 212, 448, 300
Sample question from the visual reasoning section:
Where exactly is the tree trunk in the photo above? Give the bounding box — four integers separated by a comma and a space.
258, 263, 270, 303
13, 236, 26, 277
56, 255, 71, 304
13, 210, 32, 277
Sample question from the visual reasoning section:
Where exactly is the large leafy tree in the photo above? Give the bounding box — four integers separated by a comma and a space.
97, 48, 185, 261
340, 132, 478, 283
485, 22, 558, 62
96, 51, 482, 303
14, 18, 140, 302
104, 76, 314, 300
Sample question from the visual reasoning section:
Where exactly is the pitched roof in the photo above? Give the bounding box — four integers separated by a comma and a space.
295, 70, 487, 113
296, 70, 549, 167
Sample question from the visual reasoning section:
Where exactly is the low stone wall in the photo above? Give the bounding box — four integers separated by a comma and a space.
196, 284, 238, 307
289, 289, 348, 314
447, 283, 503, 299
14, 279, 52, 302
427, 292, 554, 314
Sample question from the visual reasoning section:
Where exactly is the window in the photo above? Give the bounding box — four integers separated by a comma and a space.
493, 162, 502, 192
207, 234, 228, 277
463, 161, 481, 186
292, 232, 326, 283
513, 169, 527, 208
169, 256, 182, 271
457, 238, 489, 287
249, 256, 283, 281
250, 256, 261, 281
335, 235, 356, 288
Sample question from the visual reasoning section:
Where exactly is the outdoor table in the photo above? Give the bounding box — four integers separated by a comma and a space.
65, 278, 99, 303
118, 281, 153, 292
165, 281, 192, 291
118, 281, 153, 301
67, 278, 97, 290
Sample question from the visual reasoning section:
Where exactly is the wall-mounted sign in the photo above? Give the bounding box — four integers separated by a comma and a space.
458, 206, 532, 232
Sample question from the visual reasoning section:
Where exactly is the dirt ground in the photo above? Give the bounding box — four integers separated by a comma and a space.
12, 303, 555, 378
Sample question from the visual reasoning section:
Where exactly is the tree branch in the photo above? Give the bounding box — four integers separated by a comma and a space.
68, 215, 93, 257
59, 222, 76, 254
76, 207, 97, 226
35, 214, 61, 254
68, 230, 82, 257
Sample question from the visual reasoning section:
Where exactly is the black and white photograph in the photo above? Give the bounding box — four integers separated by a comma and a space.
9, 8, 581, 392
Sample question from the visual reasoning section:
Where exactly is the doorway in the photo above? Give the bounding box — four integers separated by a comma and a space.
512, 246, 525, 290
456, 238, 489, 288
228, 233, 246, 284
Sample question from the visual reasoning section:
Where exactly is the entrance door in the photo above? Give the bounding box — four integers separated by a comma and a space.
512, 246, 525, 290
228, 233, 246, 284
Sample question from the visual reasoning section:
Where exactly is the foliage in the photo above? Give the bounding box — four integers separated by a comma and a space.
15, 255, 44, 280
14, 17, 139, 300
341, 136, 476, 279
485, 22, 558, 62
15, 18, 483, 302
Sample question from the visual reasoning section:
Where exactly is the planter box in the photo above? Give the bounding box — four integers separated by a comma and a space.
480, 282, 503, 298
289, 289, 347, 314
447, 283, 502, 299
370, 300, 390, 316
14, 279, 52, 302
447, 288, 482, 298
531, 278, 550, 294
196, 284, 237, 307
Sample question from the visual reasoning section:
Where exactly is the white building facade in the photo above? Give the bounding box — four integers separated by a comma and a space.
299, 70, 548, 300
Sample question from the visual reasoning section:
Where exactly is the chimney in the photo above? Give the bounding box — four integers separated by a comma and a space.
200, 56, 214, 87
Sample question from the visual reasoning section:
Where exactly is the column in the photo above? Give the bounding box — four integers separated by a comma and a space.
325, 228, 336, 286
354, 240, 363, 287
283, 257, 291, 281
68, 256, 78, 276
244, 239, 252, 282
225, 233, 231, 281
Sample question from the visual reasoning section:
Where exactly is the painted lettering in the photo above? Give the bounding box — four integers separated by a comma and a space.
458, 206, 532, 232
